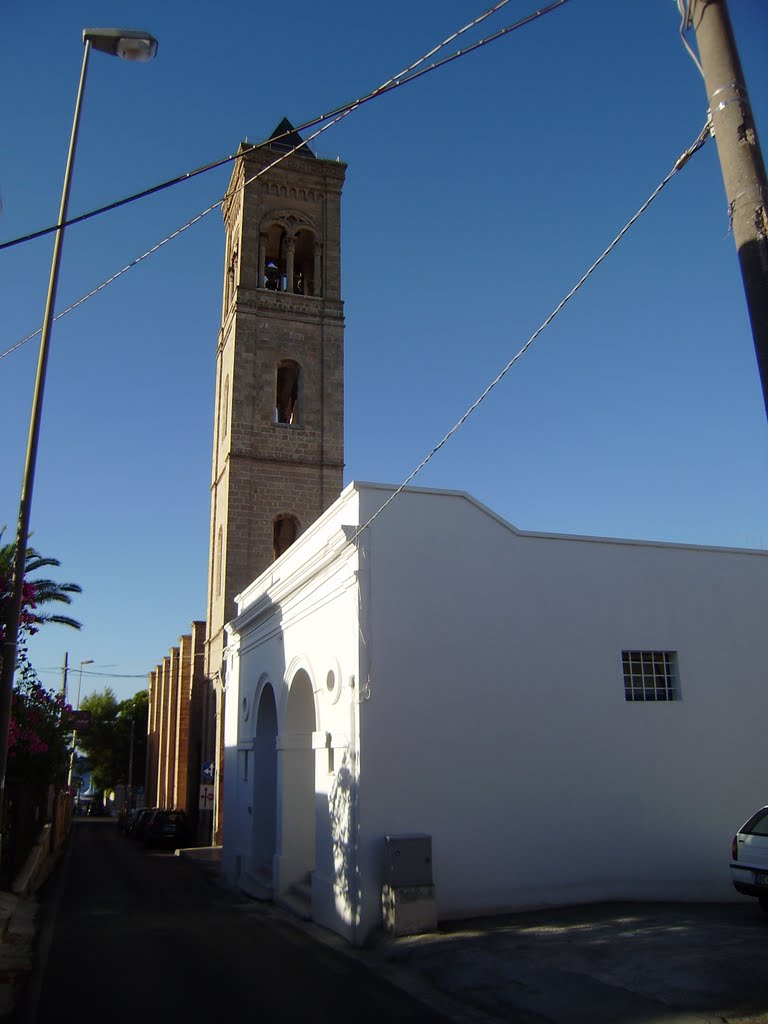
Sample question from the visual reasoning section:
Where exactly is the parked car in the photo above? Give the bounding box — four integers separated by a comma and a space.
730, 805, 768, 913
143, 809, 188, 849
120, 807, 143, 836
129, 807, 157, 842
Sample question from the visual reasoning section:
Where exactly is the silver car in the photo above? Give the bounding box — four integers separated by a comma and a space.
731, 806, 768, 913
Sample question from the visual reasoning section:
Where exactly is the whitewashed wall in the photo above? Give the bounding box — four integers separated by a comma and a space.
224, 481, 768, 944
223, 487, 364, 941
353, 484, 768, 937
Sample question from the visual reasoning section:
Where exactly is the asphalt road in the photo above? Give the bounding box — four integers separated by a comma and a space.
17, 819, 450, 1024
15, 819, 768, 1023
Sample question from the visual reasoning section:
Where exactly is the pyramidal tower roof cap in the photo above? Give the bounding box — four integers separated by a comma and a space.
266, 117, 316, 159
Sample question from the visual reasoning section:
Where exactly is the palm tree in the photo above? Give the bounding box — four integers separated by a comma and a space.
0, 530, 82, 641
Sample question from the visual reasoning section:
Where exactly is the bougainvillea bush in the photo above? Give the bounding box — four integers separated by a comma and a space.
1, 533, 81, 792
8, 644, 73, 791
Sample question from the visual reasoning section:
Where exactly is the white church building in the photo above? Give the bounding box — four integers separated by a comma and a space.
221, 480, 768, 945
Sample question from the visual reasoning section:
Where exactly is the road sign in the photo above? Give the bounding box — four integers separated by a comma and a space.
199, 784, 215, 811
201, 760, 215, 782
71, 710, 91, 733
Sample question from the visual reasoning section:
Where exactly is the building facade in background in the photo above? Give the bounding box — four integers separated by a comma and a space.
146, 621, 206, 829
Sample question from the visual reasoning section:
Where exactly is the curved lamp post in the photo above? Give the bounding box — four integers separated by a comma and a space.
0, 29, 158, 822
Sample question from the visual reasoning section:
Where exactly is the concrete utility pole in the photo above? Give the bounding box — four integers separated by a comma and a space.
690, 0, 768, 420
60, 652, 69, 702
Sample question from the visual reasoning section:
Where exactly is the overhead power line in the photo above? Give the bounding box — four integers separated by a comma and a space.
1, 1, 571, 363
676, 0, 705, 78
350, 123, 712, 542
185, 121, 714, 630
11, 9, 713, 675
0, 151, 242, 253
241, 121, 714, 633
37, 667, 149, 679
0, 0, 569, 255
0, 0, 571, 364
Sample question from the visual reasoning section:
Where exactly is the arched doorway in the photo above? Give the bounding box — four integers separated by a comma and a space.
276, 668, 316, 896
252, 684, 278, 882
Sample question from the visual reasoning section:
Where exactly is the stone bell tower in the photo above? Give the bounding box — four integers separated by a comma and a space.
203, 120, 346, 839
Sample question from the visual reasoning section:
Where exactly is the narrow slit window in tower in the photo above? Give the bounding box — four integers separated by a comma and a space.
225, 246, 237, 308
222, 375, 230, 439
215, 526, 224, 597
275, 361, 300, 424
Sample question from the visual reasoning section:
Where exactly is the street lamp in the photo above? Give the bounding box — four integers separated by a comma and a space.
74, 659, 94, 714
83, 28, 158, 62
67, 659, 94, 791
0, 28, 158, 806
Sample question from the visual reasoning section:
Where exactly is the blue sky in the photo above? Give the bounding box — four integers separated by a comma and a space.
2, 0, 767, 704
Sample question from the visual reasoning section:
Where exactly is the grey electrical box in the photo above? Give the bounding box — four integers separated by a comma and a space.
383, 834, 433, 887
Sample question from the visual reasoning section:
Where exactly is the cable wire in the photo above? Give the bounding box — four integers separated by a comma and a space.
350, 122, 712, 543
33, 119, 714, 688
676, 0, 705, 79
220, 0, 534, 213
1, 0, 570, 363
0, 0, 567, 254
206, 120, 715, 636
0, 151, 245, 253
37, 668, 149, 679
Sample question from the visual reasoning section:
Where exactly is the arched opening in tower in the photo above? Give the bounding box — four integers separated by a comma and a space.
293, 229, 316, 295
275, 361, 300, 424
273, 515, 299, 560
264, 224, 287, 291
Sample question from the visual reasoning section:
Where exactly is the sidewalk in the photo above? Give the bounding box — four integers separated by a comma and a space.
353, 901, 768, 1024
0, 892, 38, 1018
0, 823, 65, 1019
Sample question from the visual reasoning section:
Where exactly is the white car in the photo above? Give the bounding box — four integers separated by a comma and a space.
731, 806, 768, 913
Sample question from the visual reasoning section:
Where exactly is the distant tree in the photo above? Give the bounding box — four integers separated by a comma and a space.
77, 688, 148, 794
119, 690, 148, 790
76, 689, 119, 792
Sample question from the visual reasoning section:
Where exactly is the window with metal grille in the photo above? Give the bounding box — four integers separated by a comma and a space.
622, 650, 679, 702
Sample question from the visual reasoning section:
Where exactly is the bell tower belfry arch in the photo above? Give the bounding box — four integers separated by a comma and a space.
203, 120, 346, 841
